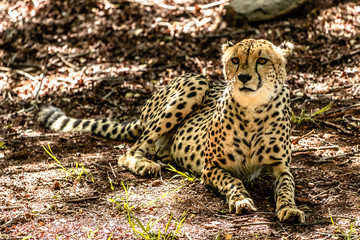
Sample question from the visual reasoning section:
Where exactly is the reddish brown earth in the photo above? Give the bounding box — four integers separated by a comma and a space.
0, 0, 359, 239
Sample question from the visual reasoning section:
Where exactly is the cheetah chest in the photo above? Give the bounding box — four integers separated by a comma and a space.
207, 98, 290, 180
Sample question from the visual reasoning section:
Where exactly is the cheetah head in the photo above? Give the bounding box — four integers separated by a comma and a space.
221, 39, 293, 107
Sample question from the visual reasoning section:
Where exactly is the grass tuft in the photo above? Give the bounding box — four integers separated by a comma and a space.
109, 182, 187, 239
329, 211, 358, 239
43, 144, 94, 183
167, 164, 199, 183
292, 103, 331, 125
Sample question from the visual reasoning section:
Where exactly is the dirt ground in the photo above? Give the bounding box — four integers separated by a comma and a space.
1, 0, 360, 239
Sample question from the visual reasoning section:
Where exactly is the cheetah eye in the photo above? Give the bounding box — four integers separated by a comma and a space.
231, 57, 240, 65
257, 58, 268, 65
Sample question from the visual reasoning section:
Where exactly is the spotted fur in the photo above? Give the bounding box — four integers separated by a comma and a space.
38, 39, 305, 223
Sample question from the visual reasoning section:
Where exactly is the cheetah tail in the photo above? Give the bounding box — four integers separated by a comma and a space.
37, 106, 143, 141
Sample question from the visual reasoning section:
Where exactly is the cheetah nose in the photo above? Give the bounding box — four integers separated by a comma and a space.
238, 74, 252, 84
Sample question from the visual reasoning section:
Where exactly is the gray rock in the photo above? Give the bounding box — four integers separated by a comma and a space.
227, 0, 307, 22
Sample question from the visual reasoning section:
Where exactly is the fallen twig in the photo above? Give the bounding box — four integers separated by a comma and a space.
0, 106, 35, 118
316, 104, 360, 120
276, 221, 290, 237
185, 233, 193, 240
48, 52, 88, 66
337, 159, 351, 166
317, 233, 360, 238
66, 196, 100, 203
290, 129, 315, 143
330, 215, 358, 221
0, 214, 21, 229
311, 186, 339, 200
321, 48, 360, 65
215, 211, 273, 219
342, 116, 360, 131
195, 29, 257, 39
0, 66, 38, 82
314, 152, 355, 163
57, 53, 80, 69
0, 205, 25, 210
232, 220, 331, 228
34, 48, 49, 102
85, 76, 125, 82
292, 145, 339, 153
109, 162, 117, 178
326, 84, 353, 93
233, 221, 277, 227
147, 0, 229, 11
104, 89, 115, 99
321, 121, 353, 135
17, 133, 61, 138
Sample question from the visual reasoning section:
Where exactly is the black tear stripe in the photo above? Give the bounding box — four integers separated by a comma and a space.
255, 63, 262, 89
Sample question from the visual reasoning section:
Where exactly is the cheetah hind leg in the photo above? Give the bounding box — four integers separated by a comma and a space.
118, 154, 161, 177
155, 131, 173, 164
118, 74, 210, 177
118, 136, 172, 177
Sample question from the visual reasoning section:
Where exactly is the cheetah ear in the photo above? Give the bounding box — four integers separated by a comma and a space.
278, 41, 294, 58
222, 41, 234, 53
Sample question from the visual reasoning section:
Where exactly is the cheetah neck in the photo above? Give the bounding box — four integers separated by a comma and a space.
222, 83, 279, 112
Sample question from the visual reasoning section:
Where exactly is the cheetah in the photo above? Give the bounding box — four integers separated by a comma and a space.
38, 39, 305, 223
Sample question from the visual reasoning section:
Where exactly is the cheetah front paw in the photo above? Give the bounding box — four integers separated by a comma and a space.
229, 196, 257, 214
276, 206, 305, 223
118, 155, 161, 177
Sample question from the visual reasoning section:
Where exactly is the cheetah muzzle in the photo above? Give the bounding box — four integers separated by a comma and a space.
38, 39, 305, 223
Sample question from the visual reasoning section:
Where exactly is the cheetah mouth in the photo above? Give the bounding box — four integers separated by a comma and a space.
239, 87, 256, 92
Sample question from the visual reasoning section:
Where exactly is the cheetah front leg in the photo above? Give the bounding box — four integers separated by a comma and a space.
273, 165, 305, 223
202, 165, 257, 214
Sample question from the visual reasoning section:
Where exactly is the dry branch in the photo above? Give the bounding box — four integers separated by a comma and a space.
290, 129, 315, 143
321, 48, 360, 65
316, 104, 360, 120
232, 220, 331, 228
321, 121, 353, 135
292, 145, 339, 153
330, 215, 358, 221
0, 66, 38, 82
0, 205, 25, 210
318, 233, 360, 238
56, 53, 80, 70
314, 152, 355, 163
66, 196, 100, 203
34, 49, 49, 102
0, 214, 21, 229
145, 0, 229, 11
109, 162, 117, 178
